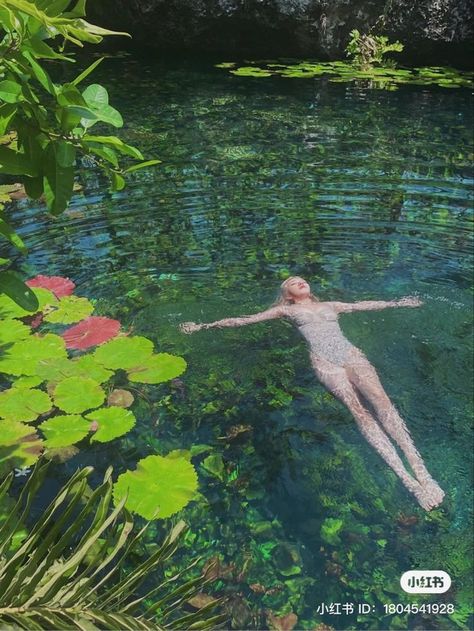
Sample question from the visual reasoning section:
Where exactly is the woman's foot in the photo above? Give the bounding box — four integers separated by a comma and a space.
410, 466, 445, 507
412, 484, 444, 511
422, 481, 445, 507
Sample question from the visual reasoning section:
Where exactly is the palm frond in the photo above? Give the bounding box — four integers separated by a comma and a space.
0, 460, 228, 630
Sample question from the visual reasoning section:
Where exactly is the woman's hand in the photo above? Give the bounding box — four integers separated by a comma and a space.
179, 322, 203, 334
395, 296, 424, 308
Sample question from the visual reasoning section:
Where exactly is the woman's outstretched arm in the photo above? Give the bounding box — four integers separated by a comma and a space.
180, 306, 285, 334
331, 296, 423, 314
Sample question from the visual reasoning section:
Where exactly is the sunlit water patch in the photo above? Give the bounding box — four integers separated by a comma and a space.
6, 56, 474, 630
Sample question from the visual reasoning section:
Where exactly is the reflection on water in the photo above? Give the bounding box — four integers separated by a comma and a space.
9, 56, 474, 629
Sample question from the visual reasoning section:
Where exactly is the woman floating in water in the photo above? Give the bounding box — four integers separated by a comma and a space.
180, 276, 445, 511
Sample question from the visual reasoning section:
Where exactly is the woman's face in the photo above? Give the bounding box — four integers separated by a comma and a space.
284, 277, 311, 300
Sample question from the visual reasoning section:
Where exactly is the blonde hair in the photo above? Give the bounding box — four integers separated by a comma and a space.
272, 276, 320, 306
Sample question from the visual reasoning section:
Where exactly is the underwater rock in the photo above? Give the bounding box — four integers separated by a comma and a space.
89, 0, 472, 67
225, 594, 252, 629
266, 611, 298, 631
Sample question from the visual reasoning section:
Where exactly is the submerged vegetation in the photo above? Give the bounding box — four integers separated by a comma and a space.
217, 30, 473, 89
0, 274, 196, 520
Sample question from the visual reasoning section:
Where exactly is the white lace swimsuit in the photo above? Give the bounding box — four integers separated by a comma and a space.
286, 305, 357, 367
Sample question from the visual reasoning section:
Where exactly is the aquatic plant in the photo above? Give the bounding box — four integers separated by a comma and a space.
0, 0, 160, 305
0, 274, 194, 518
216, 61, 473, 90
345, 29, 404, 69
0, 459, 226, 630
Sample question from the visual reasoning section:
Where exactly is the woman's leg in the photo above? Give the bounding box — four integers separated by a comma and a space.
344, 350, 444, 506
310, 355, 436, 511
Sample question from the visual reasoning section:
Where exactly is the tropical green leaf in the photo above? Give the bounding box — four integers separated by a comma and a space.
0, 145, 38, 176
81, 135, 143, 160
113, 454, 198, 519
0, 333, 66, 376
87, 407, 136, 443
0, 287, 57, 319
94, 336, 154, 370
0, 80, 22, 103
0, 388, 51, 423
128, 353, 187, 384
39, 414, 91, 447
43, 141, 75, 215
0, 271, 38, 311
53, 377, 105, 414
123, 159, 161, 173
44, 295, 94, 324
72, 57, 104, 86
0, 217, 27, 253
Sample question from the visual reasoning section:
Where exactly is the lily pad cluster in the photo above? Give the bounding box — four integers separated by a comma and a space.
216, 61, 474, 90
0, 275, 192, 519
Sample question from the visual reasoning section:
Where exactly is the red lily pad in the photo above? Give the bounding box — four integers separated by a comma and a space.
62, 316, 121, 350
26, 275, 75, 298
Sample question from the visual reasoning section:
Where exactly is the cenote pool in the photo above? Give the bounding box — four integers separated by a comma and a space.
8, 56, 474, 629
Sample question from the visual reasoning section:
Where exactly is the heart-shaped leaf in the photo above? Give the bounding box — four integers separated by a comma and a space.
53, 376, 105, 414
44, 295, 94, 324
128, 353, 187, 384
113, 453, 198, 520
26, 275, 75, 298
0, 333, 67, 376
87, 407, 136, 443
61, 316, 120, 349
94, 336, 154, 370
0, 388, 51, 423
39, 414, 91, 447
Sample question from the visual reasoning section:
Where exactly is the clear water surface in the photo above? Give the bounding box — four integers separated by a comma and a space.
9, 56, 474, 630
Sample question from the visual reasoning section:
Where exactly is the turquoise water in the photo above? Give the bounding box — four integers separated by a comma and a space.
10, 56, 474, 629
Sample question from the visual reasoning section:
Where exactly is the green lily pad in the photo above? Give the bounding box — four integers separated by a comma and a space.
113, 453, 198, 520
44, 295, 94, 324
0, 421, 43, 472
53, 376, 105, 414
0, 333, 67, 376
87, 407, 136, 443
0, 388, 52, 423
39, 414, 91, 447
128, 353, 187, 384
0, 319, 30, 345
230, 67, 272, 77
94, 336, 154, 370
36, 356, 113, 384
14, 375, 44, 389
0, 288, 57, 319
